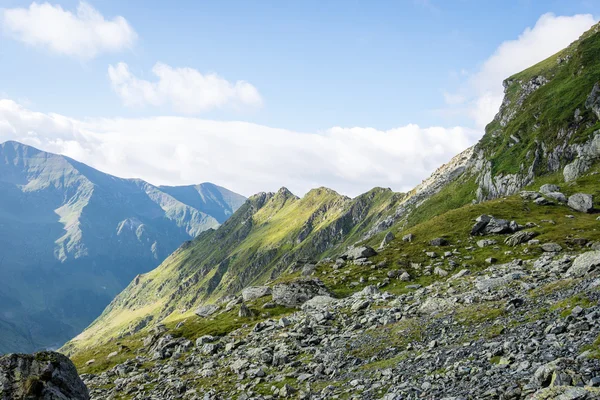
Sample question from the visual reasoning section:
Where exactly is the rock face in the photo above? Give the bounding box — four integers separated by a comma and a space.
0, 352, 89, 400
272, 279, 331, 307
568, 193, 594, 213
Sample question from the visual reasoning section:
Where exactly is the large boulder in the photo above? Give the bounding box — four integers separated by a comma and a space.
566, 251, 600, 277
272, 279, 331, 308
568, 193, 594, 213
0, 352, 89, 400
343, 246, 377, 260
195, 304, 220, 318
241, 286, 272, 302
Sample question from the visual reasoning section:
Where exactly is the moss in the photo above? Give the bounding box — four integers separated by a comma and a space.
550, 294, 594, 318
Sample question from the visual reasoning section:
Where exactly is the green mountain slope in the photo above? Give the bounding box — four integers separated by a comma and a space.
394, 22, 600, 229
65, 22, 600, 388
65, 186, 404, 350
0, 141, 245, 353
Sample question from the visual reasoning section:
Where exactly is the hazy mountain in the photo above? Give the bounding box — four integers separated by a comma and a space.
0, 141, 245, 353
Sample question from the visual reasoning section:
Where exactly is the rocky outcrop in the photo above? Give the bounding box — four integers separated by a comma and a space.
0, 352, 89, 400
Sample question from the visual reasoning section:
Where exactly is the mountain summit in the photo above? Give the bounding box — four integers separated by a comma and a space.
0, 141, 245, 353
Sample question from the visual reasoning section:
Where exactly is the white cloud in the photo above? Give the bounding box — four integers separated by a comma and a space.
1, 1, 137, 59
108, 62, 263, 114
0, 99, 479, 197
445, 13, 597, 128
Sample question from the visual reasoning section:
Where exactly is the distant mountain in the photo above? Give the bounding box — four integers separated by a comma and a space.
0, 141, 245, 353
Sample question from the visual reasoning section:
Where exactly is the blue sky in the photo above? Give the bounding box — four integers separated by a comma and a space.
0, 1, 598, 196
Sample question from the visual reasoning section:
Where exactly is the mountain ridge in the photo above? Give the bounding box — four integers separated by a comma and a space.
0, 140, 245, 353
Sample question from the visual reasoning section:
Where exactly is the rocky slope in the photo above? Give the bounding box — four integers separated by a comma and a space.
0, 141, 245, 353
61, 20, 600, 400
63, 186, 405, 354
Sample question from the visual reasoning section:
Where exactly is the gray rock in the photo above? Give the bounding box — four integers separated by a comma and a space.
566, 251, 600, 277
379, 231, 395, 249
586, 81, 600, 120
568, 193, 594, 213
241, 286, 272, 302
301, 264, 316, 276
540, 184, 561, 194
471, 215, 492, 235
272, 279, 331, 307
402, 233, 414, 242
301, 295, 337, 310
477, 239, 497, 248
429, 238, 449, 246
238, 303, 253, 317
344, 246, 377, 260
505, 231, 537, 246
520, 191, 542, 200
195, 304, 220, 318
541, 242, 563, 252
564, 158, 591, 182
545, 192, 567, 203
534, 197, 553, 206
0, 352, 89, 400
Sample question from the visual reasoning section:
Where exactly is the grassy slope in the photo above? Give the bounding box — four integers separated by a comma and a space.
67, 23, 600, 376
64, 187, 404, 355
70, 163, 600, 375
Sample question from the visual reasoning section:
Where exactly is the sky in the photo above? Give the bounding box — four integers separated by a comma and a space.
0, 0, 598, 197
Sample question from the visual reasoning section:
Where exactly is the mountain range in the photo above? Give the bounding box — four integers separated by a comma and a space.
56, 23, 600, 397
0, 140, 245, 353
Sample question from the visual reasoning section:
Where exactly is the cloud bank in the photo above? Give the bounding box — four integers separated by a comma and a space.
108, 62, 263, 114
0, 99, 478, 197
1, 1, 137, 59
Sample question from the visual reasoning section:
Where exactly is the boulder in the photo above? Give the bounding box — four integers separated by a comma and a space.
470, 215, 492, 236
379, 231, 395, 249
540, 242, 562, 252
484, 217, 513, 234
402, 233, 414, 242
195, 304, 220, 318
301, 295, 337, 311
241, 286, 272, 302
564, 158, 591, 182
566, 251, 600, 277
343, 246, 377, 260
568, 193, 594, 213
238, 303, 253, 318
272, 279, 331, 307
429, 238, 449, 246
545, 192, 567, 203
0, 352, 89, 400
505, 231, 537, 247
520, 191, 541, 200
539, 184, 560, 194
477, 239, 497, 248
